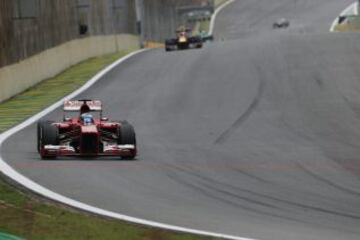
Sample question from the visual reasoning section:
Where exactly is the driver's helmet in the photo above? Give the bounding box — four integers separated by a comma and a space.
81, 113, 93, 125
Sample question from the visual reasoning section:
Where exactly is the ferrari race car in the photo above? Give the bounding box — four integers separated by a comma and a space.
165, 27, 203, 51
273, 18, 290, 29
37, 100, 137, 160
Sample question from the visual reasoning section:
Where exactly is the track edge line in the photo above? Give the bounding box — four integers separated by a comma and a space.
209, 0, 236, 35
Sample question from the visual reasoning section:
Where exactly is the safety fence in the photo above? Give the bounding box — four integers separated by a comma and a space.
0, 0, 137, 68
0, 0, 214, 102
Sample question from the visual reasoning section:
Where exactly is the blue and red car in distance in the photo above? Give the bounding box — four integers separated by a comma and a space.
37, 100, 137, 160
165, 26, 203, 51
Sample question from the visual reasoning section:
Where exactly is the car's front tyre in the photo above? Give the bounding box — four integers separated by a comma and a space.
37, 120, 53, 153
39, 122, 59, 159
118, 121, 136, 160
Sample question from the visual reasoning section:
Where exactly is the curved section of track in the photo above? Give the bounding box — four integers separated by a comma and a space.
2, 1, 360, 240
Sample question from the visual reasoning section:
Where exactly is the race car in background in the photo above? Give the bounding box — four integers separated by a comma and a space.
273, 18, 290, 29
37, 100, 137, 160
165, 26, 203, 51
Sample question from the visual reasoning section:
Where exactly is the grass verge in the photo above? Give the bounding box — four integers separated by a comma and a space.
0, 177, 210, 240
0, 50, 214, 240
334, 22, 360, 31
334, 15, 360, 32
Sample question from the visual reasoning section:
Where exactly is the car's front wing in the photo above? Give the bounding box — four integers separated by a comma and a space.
42, 144, 136, 157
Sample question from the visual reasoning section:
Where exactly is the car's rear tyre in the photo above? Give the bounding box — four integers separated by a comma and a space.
118, 121, 136, 160
40, 122, 59, 159
189, 37, 203, 49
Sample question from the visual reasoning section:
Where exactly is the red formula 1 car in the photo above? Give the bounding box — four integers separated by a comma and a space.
37, 100, 137, 160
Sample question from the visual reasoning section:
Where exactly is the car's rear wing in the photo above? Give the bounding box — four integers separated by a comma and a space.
64, 100, 102, 112
176, 27, 191, 33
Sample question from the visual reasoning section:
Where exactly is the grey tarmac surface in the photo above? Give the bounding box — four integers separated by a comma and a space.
2, 1, 360, 240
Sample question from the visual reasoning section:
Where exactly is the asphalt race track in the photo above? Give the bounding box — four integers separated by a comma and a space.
3, 0, 360, 239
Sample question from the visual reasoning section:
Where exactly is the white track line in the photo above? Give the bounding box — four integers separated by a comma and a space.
0, 45, 259, 240
209, 0, 236, 35
330, 1, 358, 32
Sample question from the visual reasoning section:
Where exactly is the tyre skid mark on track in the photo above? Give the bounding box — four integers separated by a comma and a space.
165, 165, 345, 227
166, 166, 295, 222
341, 94, 360, 125
230, 167, 271, 184
296, 162, 360, 198
167, 164, 282, 210
279, 117, 315, 143
215, 70, 265, 144
167, 163, 360, 220
167, 164, 288, 211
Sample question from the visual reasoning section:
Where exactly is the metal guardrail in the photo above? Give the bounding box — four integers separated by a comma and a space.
176, 5, 214, 15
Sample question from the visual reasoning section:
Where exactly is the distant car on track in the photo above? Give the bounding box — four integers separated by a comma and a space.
165, 26, 203, 51
37, 99, 136, 160
273, 18, 290, 29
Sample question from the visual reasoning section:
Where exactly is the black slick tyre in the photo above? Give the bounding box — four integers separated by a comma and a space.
40, 122, 59, 159
37, 120, 52, 153
118, 121, 136, 160
165, 39, 176, 52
